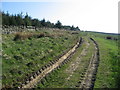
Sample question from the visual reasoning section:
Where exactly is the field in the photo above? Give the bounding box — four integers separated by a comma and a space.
2, 29, 119, 88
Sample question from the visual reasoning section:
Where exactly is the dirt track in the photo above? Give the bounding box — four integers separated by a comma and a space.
34, 37, 100, 89
16, 37, 99, 89
21, 38, 83, 88
65, 40, 90, 81
78, 38, 100, 89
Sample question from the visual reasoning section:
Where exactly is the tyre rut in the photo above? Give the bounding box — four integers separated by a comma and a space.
20, 37, 83, 88
65, 39, 90, 81
78, 37, 100, 89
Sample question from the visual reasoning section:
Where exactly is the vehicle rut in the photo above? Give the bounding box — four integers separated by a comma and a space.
20, 37, 83, 88
78, 37, 100, 89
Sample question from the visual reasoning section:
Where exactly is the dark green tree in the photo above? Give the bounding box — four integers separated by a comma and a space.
76, 26, 80, 31
32, 19, 41, 27
16, 13, 24, 26
71, 25, 75, 30
55, 20, 62, 29
46, 21, 54, 28
41, 18, 46, 27
2, 11, 10, 25
9, 15, 16, 26
24, 13, 32, 27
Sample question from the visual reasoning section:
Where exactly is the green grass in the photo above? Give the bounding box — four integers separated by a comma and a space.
80, 32, 119, 88
90, 34, 119, 88
36, 37, 95, 88
2, 30, 119, 88
2, 29, 80, 87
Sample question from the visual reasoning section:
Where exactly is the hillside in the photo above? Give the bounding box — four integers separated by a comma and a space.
1, 27, 119, 89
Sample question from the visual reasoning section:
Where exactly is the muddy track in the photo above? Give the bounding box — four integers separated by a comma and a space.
77, 37, 100, 89
17, 37, 83, 88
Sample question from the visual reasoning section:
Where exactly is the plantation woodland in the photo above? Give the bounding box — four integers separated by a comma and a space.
2, 12, 80, 31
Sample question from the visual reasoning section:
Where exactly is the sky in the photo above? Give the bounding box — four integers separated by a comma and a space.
1, 0, 119, 33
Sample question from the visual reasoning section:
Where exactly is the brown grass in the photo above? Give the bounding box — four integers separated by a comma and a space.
13, 31, 66, 41
13, 32, 46, 41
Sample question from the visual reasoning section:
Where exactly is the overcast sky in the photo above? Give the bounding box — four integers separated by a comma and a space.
2, 0, 119, 33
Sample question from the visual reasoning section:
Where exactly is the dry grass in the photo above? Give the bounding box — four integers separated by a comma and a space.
13, 31, 67, 41
13, 32, 46, 41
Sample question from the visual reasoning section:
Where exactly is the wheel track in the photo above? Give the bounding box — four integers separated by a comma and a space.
65, 39, 90, 82
18, 37, 83, 88
2, 37, 99, 89
77, 37, 100, 89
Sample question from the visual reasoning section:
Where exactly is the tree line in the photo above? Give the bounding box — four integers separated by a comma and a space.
2, 11, 80, 31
